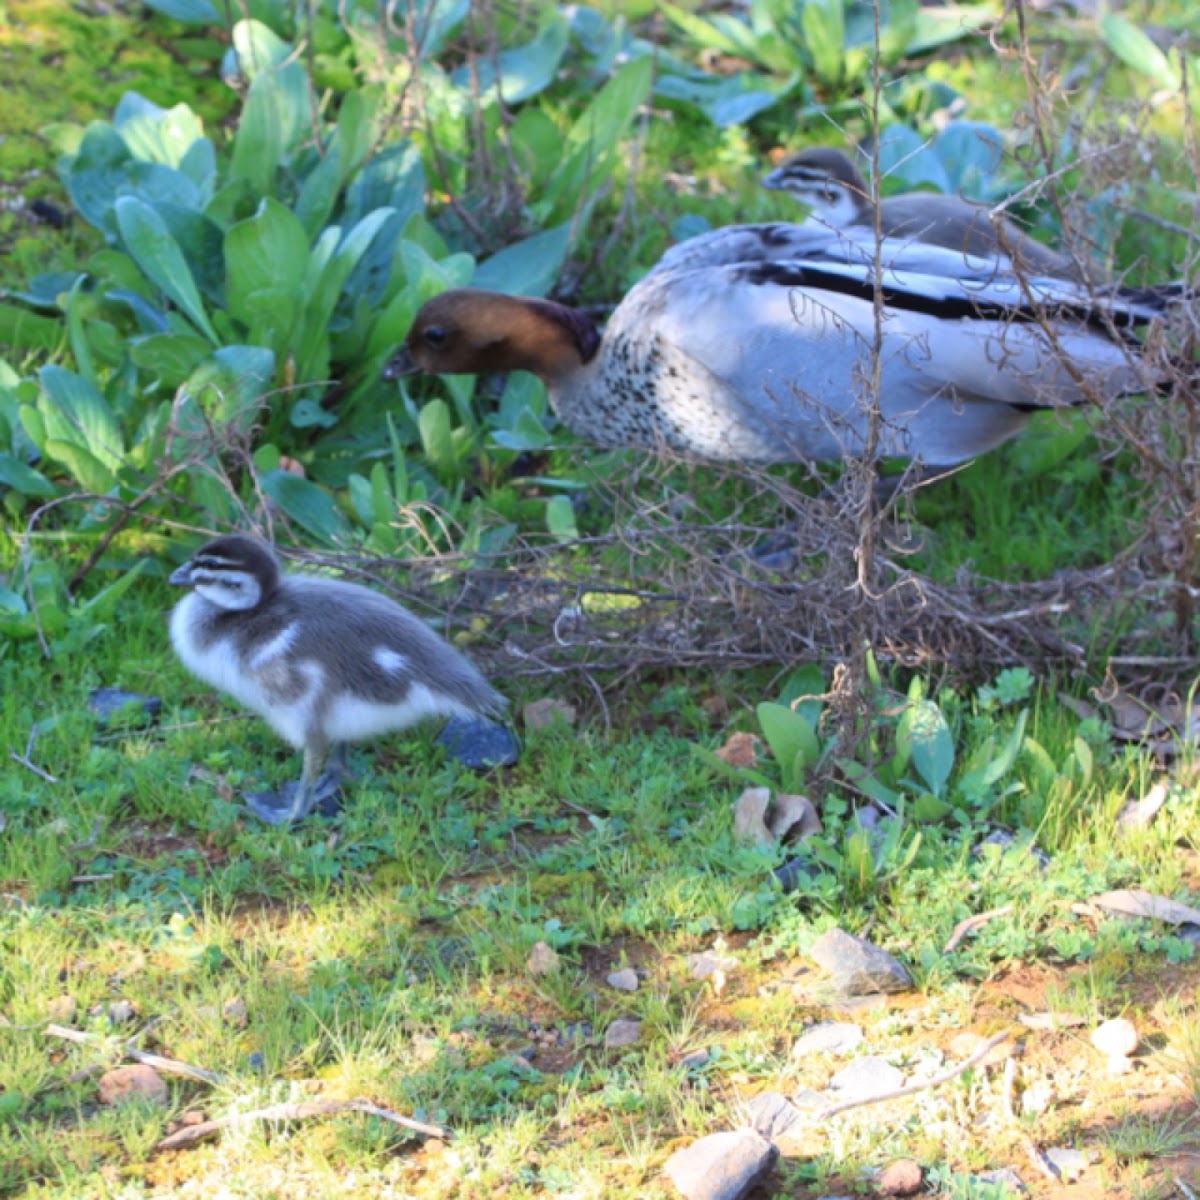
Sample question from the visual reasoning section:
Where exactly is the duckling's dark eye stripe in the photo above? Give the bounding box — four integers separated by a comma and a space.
193, 555, 241, 569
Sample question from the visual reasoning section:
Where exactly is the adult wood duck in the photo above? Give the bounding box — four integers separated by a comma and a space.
169, 534, 506, 824
384, 222, 1171, 470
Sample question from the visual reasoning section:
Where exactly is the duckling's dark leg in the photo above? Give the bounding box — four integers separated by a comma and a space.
244, 739, 346, 825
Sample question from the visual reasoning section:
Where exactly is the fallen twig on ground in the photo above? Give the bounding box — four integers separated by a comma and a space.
819, 1030, 1011, 1120
43, 1023, 223, 1085
943, 905, 1015, 953
155, 1098, 451, 1150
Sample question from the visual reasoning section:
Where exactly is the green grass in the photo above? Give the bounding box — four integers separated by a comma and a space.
1, 563, 1198, 1196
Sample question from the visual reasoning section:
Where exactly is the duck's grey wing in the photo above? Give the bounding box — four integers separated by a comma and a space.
620, 260, 1151, 466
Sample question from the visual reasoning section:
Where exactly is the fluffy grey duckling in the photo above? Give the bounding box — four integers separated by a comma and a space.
169, 534, 506, 824
762, 145, 1083, 281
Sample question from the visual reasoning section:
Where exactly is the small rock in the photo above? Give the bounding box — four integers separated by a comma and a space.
514, 1043, 537, 1063
809, 929, 912, 996
605, 1018, 641, 1049
1107, 1053, 1134, 1076
731, 787, 774, 848
714, 731, 761, 768
180, 1109, 206, 1126
46, 995, 77, 1023
107, 999, 136, 1024
1091, 1017, 1138, 1058
607, 967, 639, 992
744, 1091, 803, 1141
1020, 1079, 1056, 1116
974, 1167, 1025, 1194
826, 1056, 905, 1099
435, 716, 519, 769
768, 793, 821, 842
1045, 1147, 1087, 1182
687, 951, 737, 981
522, 698, 577, 731
679, 1049, 710, 1070
792, 1087, 827, 1110
878, 1158, 923, 1197
247, 1051, 265, 1071
222, 996, 248, 1027
526, 941, 560, 976
98, 1065, 168, 1107
792, 1022, 863, 1059
663, 1129, 778, 1200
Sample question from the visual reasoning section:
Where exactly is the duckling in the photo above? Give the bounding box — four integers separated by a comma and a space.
384, 222, 1170, 470
762, 146, 1083, 281
169, 534, 506, 825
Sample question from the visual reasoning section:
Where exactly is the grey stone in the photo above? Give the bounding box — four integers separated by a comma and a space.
1091, 1017, 1138, 1057
744, 1091, 803, 1141
1045, 1148, 1088, 1182
88, 687, 161, 726
791, 1021, 863, 1059
605, 1018, 641, 1049
810, 929, 912, 996
826, 1055, 905, 1099
107, 999, 136, 1024
791, 1087, 827, 1110
606, 968, 639, 992
663, 1129, 778, 1200
974, 1167, 1026, 1194
679, 1049, 710, 1070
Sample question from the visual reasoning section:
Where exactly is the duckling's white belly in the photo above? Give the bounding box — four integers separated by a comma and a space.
170, 597, 321, 749
323, 684, 470, 743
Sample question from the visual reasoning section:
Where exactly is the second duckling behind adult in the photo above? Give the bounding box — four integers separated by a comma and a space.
170, 534, 506, 825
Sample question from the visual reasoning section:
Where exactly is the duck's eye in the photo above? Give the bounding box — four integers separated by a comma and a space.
423, 325, 449, 348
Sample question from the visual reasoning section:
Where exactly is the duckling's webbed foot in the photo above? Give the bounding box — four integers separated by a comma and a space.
244, 744, 347, 825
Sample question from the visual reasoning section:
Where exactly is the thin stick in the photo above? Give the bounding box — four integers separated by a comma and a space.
943, 905, 1015, 953
155, 1098, 450, 1150
9, 748, 58, 785
818, 1030, 1010, 1119
1021, 1136, 1058, 1181
43, 1024, 223, 1085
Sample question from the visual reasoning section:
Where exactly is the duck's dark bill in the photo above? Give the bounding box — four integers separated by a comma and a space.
382, 346, 418, 379
168, 564, 194, 586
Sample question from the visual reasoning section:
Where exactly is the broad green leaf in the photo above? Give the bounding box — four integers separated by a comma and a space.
1100, 14, 1178, 90
141, 0, 220, 21
417, 399, 455, 472
294, 142, 343, 240
801, 0, 846, 87
914, 793, 952, 823
151, 202, 226, 306
473, 223, 571, 297
899, 699, 954, 798
779, 664, 826, 731
0, 453, 57, 498
757, 702, 820, 776
654, 69, 796, 128
41, 439, 114, 493
230, 74, 285, 199
38, 364, 124, 471
452, 14, 568, 104
225, 198, 309, 355
62, 122, 132, 239
114, 93, 206, 170
878, 124, 951, 193
129, 332, 212, 387
932, 120, 1004, 197
0, 304, 64, 354
228, 18, 293, 81
182, 345, 275, 428
545, 495, 579, 543
114, 195, 218, 342
78, 559, 149, 620
260, 469, 350, 544
342, 140, 425, 230
546, 57, 653, 217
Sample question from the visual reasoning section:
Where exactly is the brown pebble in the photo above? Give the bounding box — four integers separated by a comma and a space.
98, 1064, 169, 1107
180, 1109, 205, 1126
878, 1157, 924, 1196
523, 698, 578, 731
